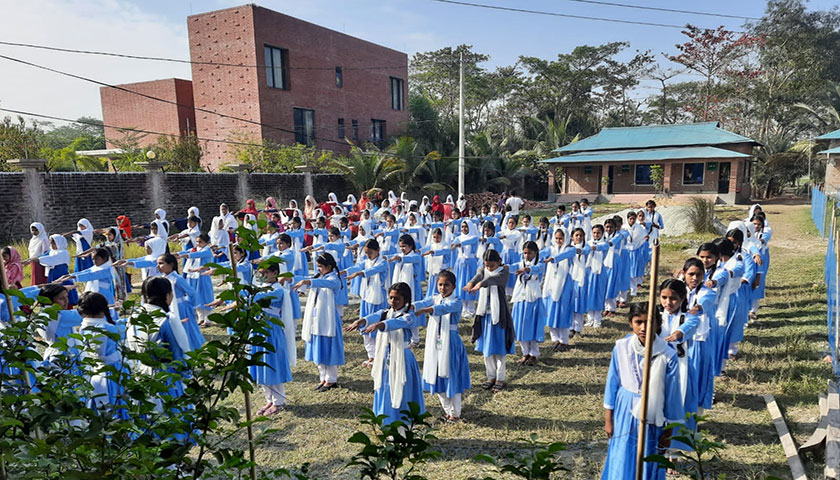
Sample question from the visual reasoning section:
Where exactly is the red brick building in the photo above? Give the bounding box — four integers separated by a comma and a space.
101, 78, 196, 149
99, 4, 409, 169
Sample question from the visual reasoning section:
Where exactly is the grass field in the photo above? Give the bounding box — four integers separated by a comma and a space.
192, 202, 830, 479
6, 202, 829, 478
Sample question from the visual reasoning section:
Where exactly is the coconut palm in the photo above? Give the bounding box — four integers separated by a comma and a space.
333, 142, 405, 192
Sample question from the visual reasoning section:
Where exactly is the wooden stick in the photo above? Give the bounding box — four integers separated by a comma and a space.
228, 243, 257, 480
635, 238, 660, 480
834, 229, 839, 373
827, 383, 840, 479
765, 394, 808, 480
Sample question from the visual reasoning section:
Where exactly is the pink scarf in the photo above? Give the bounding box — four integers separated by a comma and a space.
4, 246, 23, 288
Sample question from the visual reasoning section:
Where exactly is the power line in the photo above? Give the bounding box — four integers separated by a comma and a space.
429, 0, 705, 29
0, 107, 489, 161
0, 40, 410, 71
558, 0, 759, 21
0, 52, 353, 148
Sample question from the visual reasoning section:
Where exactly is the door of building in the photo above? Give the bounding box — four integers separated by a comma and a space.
607, 165, 614, 194
718, 162, 731, 194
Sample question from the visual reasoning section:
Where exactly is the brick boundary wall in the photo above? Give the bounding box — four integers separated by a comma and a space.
0, 171, 349, 242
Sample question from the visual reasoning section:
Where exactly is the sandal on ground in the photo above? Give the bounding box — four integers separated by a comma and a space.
518, 356, 529, 364
256, 404, 271, 416
480, 380, 496, 390
263, 404, 280, 415
314, 382, 326, 391
319, 383, 338, 392
492, 382, 506, 393
445, 416, 461, 424
526, 356, 538, 366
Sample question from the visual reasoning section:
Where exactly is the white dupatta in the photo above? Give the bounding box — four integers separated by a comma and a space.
372, 307, 409, 408
543, 244, 569, 302
422, 295, 452, 384
361, 255, 386, 306
476, 266, 504, 324
512, 258, 541, 303
302, 274, 337, 341
621, 334, 670, 427
570, 242, 587, 286
715, 257, 739, 327
264, 282, 297, 368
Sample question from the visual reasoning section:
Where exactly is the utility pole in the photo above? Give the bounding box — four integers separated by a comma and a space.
458, 51, 465, 199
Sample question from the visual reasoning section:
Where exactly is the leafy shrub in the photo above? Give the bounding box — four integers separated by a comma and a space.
472, 433, 567, 479
686, 196, 718, 234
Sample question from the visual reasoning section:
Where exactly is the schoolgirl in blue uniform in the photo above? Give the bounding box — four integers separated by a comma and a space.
420, 227, 451, 298
252, 263, 294, 415
603, 218, 625, 315
157, 253, 204, 351
177, 233, 216, 327
36, 283, 83, 366
414, 270, 471, 422
293, 253, 345, 391
451, 220, 479, 314
388, 234, 424, 346
569, 227, 591, 335
511, 241, 546, 365
25, 234, 78, 306
542, 228, 577, 351
602, 303, 683, 480
70, 218, 95, 272
347, 282, 426, 425
585, 224, 610, 328
498, 214, 523, 294
61, 248, 116, 304
682, 257, 718, 412
344, 238, 390, 365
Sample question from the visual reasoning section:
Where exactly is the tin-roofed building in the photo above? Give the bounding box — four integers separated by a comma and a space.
541, 122, 759, 204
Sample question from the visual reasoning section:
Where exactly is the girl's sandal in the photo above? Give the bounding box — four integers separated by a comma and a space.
492, 382, 506, 393
480, 380, 496, 390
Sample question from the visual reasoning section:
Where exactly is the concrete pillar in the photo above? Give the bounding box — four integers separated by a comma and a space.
229, 163, 252, 207
295, 165, 315, 198
136, 161, 168, 209
8, 159, 47, 225
662, 163, 671, 194
547, 165, 556, 203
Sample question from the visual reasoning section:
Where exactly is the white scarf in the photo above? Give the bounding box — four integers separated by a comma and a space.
588, 240, 605, 274
41, 235, 71, 275
620, 334, 670, 427
372, 307, 408, 408
715, 257, 740, 327
604, 233, 617, 268
165, 272, 185, 321
391, 255, 415, 295
361, 255, 386, 305
80, 316, 122, 365
512, 258, 541, 303
476, 266, 503, 324
543, 245, 569, 301
185, 246, 207, 279
263, 282, 297, 368
29, 222, 49, 258
426, 240, 448, 277
84, 260, 113, 295
302, 275, 337, 341
662, 309, 690, 405
423, 295, 452, 384
570, 242, 587, 286
74, 219, 94, 248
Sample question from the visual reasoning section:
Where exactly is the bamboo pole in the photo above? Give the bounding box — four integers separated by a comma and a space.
635, 238, 661, 480
229, 243, 257, 480
834, 228, 839, 373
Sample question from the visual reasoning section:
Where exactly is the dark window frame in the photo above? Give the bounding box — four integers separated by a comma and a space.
337, 117, 345, 139
336, 66, 343, 88
265, 45, 289, 90
635, 164, 653, 185
370, 118, 386, 143
293, 107, 315, 146
683, 162, 705, 185
390, 77, 404, 110
351, 119, 359, 140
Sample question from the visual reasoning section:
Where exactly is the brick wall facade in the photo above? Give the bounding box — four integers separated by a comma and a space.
187, 4, 409, 168
0, 172, 349, 242
101, 78, 196, 149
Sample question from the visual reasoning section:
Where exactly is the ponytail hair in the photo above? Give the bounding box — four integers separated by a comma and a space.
77, 291, 113, 325
363, 238, 381, 251
142, 276, 172, 312
389, 282, 413, 311
522, 240, 540, 262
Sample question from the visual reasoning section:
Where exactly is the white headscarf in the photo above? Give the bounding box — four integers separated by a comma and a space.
75, 218, 94, 246
145, 236, 167, 259
345, 194, 358, 208
244, 214, 259, 234
41, 234, 71, 271
388, 190, 398, 206
151, 219, 167, 238
29, 222, 49, 258
420, 196, 430, 214
328, 192, 339, 204
456, 195, 467, 212
445, 194, 454, 205
188, 206, 200, 219
209, 217, 231, 248
400, 192, 408, 205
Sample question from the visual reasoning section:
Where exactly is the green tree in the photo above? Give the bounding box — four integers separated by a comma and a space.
42, 116, 105, 150
334, 143, 406, 192
0, 115, 45, 170
151, 134, 204, 172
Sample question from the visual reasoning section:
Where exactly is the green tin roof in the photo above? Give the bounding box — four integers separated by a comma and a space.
817, 129, 840, 140
553, 122, 758, 154
541, 146, 751, 165
818, 146, 840, 155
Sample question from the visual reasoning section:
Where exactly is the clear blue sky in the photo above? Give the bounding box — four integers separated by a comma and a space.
0, 0, 836, 122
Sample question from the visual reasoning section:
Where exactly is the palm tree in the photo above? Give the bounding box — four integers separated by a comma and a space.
794, 82, 840, 129
487, 156, 529, 192
333, 143, 405, 193
388, 135, 441, 192
417, 155, 457, 194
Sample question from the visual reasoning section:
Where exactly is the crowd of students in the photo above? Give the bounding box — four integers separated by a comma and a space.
0, 192, 773, 478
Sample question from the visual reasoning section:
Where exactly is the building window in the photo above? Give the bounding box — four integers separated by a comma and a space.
351, 119, 359, 140
265, 45, 288, 89
336, 67, 343, 88
635, 164, 653, 185
390, 77, 404, 110
621, 164, 631, 173
683, 163, 704, 185
371, 119, 386, 142
337, 118, 345, 139
583, 166, 593, 175
293, 107, 315, 146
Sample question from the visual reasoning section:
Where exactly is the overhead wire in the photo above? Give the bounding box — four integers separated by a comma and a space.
557, 0, 759, 21
0, 107, 492, 161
